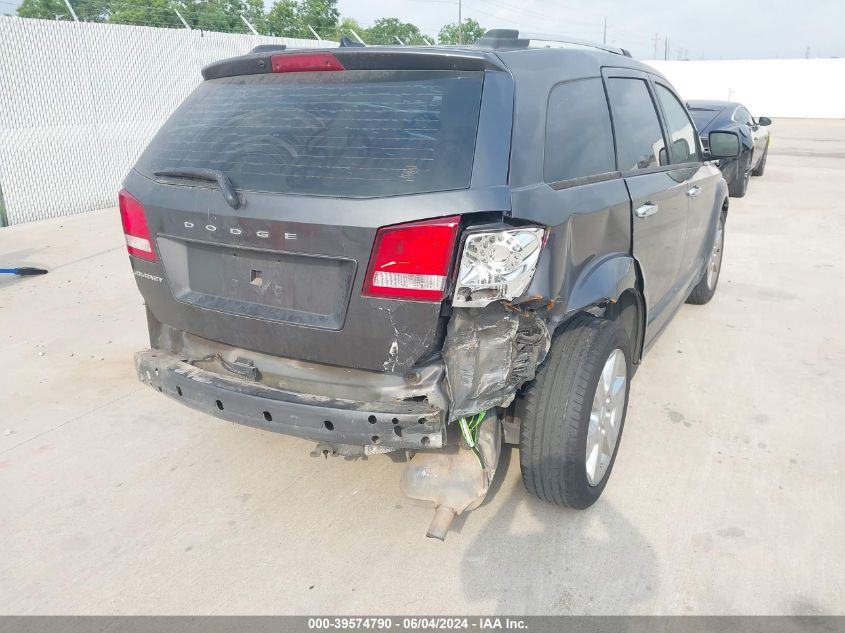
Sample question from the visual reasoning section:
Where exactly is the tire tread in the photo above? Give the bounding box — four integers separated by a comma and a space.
519, 313, 626, 507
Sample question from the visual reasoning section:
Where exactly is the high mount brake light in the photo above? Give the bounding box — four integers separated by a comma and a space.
270, 53, 345, 73
362, 216, 461, 302
118, 189, 156, 262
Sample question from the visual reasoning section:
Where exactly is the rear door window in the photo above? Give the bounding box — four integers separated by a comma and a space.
544, 78, 616, 183
655, 84, 701, 164
605, 78, 668, 171
135, 70, 484, 198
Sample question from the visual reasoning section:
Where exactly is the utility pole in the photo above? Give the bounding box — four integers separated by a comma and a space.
805, 45, 810, 58
307, 24, 322, 41
664, 37, 669, 61
174, 8, 190, 30
457, 0, 462, 45
62, 0, 79, 22
652, 33, 658, 59
602, 17, 607, 45
240, 14, 258, 35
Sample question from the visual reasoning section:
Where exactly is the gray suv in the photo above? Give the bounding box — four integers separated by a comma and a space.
120, 30, 739, 538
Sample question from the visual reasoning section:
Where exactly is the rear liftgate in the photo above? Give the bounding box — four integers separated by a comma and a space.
127, 49, 553, 539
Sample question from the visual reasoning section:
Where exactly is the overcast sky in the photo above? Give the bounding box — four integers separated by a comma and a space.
338, 0, 843, 60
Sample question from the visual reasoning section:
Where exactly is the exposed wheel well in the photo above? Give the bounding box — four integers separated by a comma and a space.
603, 289, 645, 366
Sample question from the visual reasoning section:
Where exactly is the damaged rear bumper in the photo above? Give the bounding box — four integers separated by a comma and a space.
134, 350, 446, 449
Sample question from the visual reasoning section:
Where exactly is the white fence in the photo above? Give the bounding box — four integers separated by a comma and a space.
646, 58, 845, 120
0, 17, 329, 225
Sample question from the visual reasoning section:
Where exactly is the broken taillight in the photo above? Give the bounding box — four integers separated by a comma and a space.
452, 227, 546, 307
118, 189, 156, 262
270, 53, 345, 73
362, 216, 461, 301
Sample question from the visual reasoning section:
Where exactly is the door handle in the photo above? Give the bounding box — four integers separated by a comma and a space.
635, 203, 658, 218
687, 186, 702, 198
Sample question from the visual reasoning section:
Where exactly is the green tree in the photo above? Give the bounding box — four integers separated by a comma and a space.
297, 0, 337, 39
109, 0, 180, 27
333, 15, 366, 43
366, 17, 427, 45
265, 0, 298, 36
171, 0, 266, 33
265, 0, 337, 39
17, 0, 109, 21
438, 17, 485, 45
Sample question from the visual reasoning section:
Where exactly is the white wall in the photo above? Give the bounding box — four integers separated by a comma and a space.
0, 17, 331, 225
645, 58, 845, 119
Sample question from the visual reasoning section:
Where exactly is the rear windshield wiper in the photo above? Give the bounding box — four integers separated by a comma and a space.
153, 168, 241, 210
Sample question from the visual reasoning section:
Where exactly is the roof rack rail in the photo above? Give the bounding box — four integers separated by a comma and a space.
475, 29, 632, 57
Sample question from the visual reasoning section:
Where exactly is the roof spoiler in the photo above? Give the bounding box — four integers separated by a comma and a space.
202, 48, 506, 80
339, 36, 365, 47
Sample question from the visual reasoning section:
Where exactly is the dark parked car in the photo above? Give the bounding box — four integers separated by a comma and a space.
687, 100, 771, 197
119, 30, 740, 538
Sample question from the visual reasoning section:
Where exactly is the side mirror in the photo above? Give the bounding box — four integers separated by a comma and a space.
757, 116, 772, 126
672, 137, 691, 163
708, 131, 741, 159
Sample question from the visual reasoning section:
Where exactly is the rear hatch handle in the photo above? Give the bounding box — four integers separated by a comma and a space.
153, 168, 241, 210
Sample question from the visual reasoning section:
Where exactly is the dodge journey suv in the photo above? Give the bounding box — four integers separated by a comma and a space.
121, 29, 740, 538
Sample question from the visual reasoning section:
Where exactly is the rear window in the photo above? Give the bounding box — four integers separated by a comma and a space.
689, 108, 720, 130
135, 70, 484, 198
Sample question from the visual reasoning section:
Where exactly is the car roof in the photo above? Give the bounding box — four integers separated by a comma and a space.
687, 99, 743, 111
347, 43, 665, 81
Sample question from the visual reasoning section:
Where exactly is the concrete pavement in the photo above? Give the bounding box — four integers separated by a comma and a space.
0, 118, 843, 615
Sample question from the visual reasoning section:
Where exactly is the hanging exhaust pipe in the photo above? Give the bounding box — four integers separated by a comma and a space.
401, 409, 502, 541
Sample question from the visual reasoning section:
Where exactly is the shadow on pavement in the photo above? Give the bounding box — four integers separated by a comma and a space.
459, 446, 659, 614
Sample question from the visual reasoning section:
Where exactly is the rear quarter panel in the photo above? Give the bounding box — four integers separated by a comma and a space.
501, 51, 635, 322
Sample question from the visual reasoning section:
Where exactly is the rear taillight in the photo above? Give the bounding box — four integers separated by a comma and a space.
118, 189, 156, 262
452, 227, 546, 307
271, 53, 345, 73
362, 216, 461, 301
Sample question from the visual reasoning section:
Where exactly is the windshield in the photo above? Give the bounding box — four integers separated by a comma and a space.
135, 70, 484, 198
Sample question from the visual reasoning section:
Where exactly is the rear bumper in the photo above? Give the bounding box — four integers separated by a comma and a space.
134, 350, 446, 449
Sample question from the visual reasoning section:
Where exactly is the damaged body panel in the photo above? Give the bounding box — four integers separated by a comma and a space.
442, 304, 550, 419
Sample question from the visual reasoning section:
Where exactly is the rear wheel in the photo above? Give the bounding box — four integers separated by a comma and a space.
752, 144, 768, 176
687, 211, 725, 305
517, 313, 631, 508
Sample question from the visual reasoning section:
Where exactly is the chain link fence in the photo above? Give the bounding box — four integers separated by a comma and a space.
0, 16, 332, 226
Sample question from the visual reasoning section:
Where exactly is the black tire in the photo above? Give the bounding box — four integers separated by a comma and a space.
687, 211, 726, 305
752, 144, 768, 177
517, 313, 631, 509
728, 155, 749, 198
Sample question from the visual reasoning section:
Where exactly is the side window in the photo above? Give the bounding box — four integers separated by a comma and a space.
655, 84, 701, 164
733, 107, 753, 126
543, 78, 616, 183
605, 78, 667, 171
